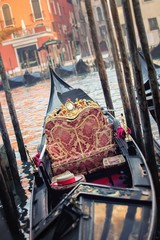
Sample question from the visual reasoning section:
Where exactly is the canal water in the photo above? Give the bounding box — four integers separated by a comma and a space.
0, 68, 158, 239
0, 79, 51, 239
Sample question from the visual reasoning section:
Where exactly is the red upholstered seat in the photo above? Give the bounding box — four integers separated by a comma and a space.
45, 102, 117, 175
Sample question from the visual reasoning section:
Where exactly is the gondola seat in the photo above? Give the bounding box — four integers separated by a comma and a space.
45, 99, 118, 176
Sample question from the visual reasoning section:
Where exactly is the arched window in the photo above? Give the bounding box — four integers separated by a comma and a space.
99, 25, 107, 37
116, 0, 122, 7
79, 9, 84, 21
2, 4, 13, 26
100, 41, 108, 52
97, 7, 103, 22
31, 0, 42, 19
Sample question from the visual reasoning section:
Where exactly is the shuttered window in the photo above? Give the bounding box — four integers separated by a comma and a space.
148, 18, 159, 31
121, 24, 127, 36
116, 0, 122, 7
97, 7, 103, 22
2, 4, 13, 26
31, 0, 42, 19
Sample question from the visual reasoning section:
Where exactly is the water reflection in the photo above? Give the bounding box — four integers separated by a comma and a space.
17, 161, 33, 238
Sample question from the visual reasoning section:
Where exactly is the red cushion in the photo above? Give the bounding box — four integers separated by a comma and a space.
51, 144, 117, 175
45, 106, 117, 175
93, 124, 114, 150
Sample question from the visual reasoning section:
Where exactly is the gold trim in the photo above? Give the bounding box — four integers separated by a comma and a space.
46, 99, 100, 122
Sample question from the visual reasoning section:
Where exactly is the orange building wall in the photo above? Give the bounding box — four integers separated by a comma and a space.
0, 0, 58, 72
0, 0, 53, 30
0, 45, 17, 71
0, 0, 75, 72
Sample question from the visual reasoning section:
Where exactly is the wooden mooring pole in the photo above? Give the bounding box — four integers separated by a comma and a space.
0, 103, 21, 188
121, 0, 159, 163
0, 103, 27, 211
108, 0, 145, 154
0, 159, 23, 239
121, 3, 160, 228
101, 0, 136, 143
131, 0, 160, 136
85, 0, 114, 115
0, 54, 27, 162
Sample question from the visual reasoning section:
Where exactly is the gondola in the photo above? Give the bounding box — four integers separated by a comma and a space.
0, 71, 43, 90
29, 65, 157, 240
139, 50, 160, 122
23, 71, 43, 86
0, 75, 24, 90
55, 59, 90, 78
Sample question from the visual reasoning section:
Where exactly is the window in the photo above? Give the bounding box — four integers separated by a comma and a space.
52, 22, 56, 32
17, 45, 40, 69
52, 0, 57, 15
58, 24, 62, 36
148, 18, 159, 30
116, 0, 122, 7
100, 41, 107, 52
79, 9, 84, 21
57, 3, 61, 16
2, 4, 13, 26
99, 25, 107, 37
121, 24, 127, 36
97, 7, 103, 22
31, 0, 42, 20
62, 25, 67, 34
69, 12, 74, 25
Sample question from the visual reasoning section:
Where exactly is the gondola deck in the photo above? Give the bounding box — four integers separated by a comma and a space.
29, 66, 157, 240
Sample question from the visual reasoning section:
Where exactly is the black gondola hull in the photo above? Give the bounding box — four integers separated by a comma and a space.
30, 65, 157, 240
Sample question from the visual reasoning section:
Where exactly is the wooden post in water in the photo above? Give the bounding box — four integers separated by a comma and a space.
0, 55, 27, 162
85, 0, 114, 115
108, 0, 145, 153
0, 103, 22, 188
101, 0, 136, 142
121, 0, 160, 199
131, 0, 160, 136
0, 159, 23, 239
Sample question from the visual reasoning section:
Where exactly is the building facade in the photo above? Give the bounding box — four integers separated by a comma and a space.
72, 0, 109, 60
49, 0, 79, 65
76, 0, 160, 60
116, 0, 160, 49
0, 0, 77, 74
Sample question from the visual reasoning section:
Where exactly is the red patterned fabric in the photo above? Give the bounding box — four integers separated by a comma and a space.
45, 106, 117, 175
51, 145, 117, 175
